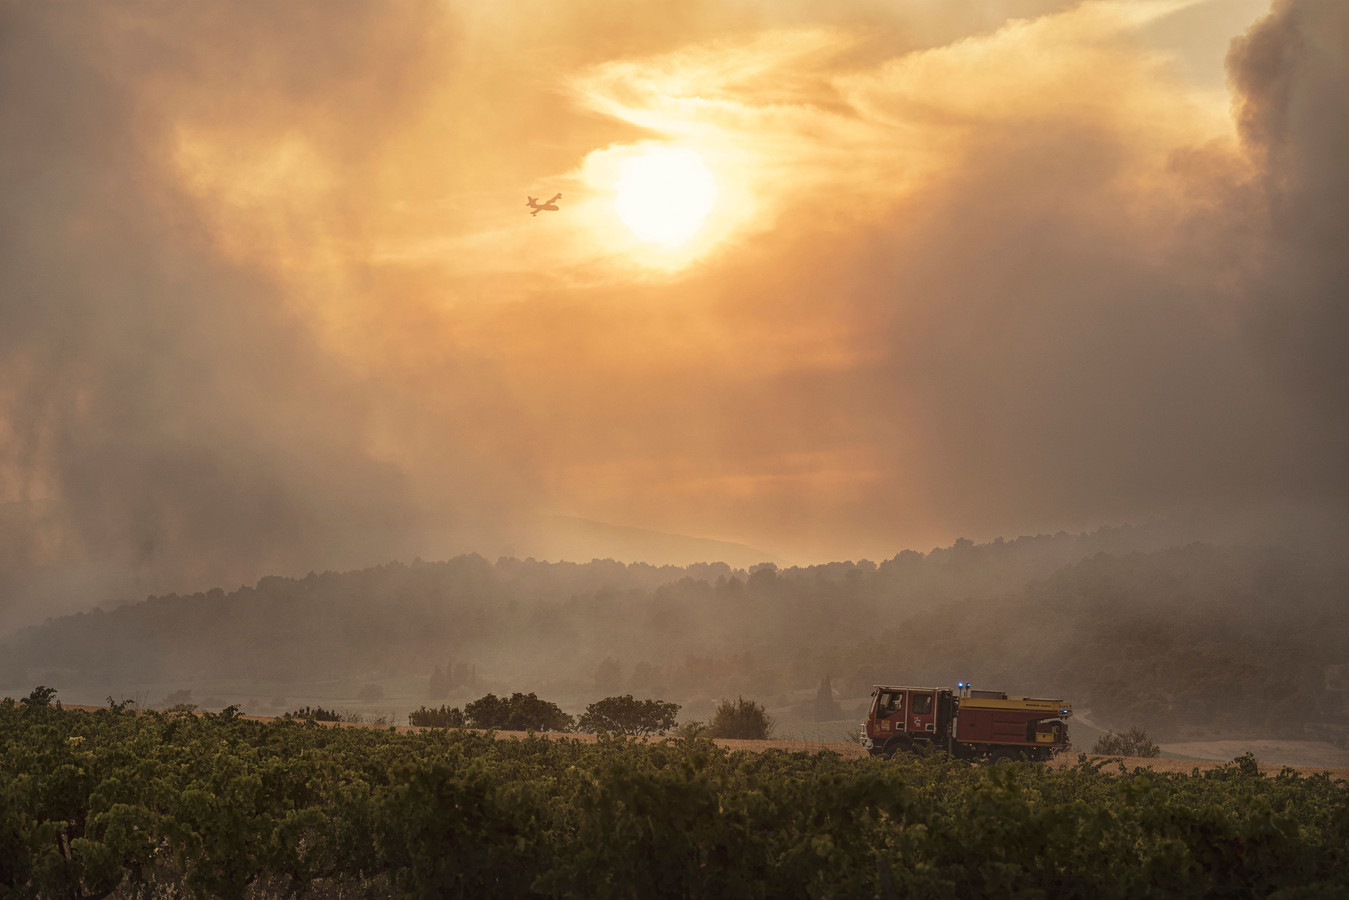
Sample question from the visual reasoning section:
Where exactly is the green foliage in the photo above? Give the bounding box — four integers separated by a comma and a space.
206, 704, 243, 722
673, 719, 709, 739
408, 704, 465, 728
464, 692, 573, 732
577, 695, 680, 736
0, 695, 1347, 898
20, 685, 59, 711
707, 696, 774, 739
283, 705, 343, 722
1093, 727, 1162, 757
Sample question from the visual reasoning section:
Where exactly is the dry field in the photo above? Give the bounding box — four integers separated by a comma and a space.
1159, 739, 1349, 770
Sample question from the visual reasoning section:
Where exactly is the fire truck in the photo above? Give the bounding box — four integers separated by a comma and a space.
860, 682, 1071, 763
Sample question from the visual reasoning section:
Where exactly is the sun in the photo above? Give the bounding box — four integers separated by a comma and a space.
614, 147, 718, 247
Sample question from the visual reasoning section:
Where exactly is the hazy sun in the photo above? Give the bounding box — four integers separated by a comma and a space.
614, 148, 718, 246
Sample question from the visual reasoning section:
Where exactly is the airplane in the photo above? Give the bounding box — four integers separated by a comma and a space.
526, 193, 561, 216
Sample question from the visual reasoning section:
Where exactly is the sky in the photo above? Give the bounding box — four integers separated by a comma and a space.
2, 0, 1347, 628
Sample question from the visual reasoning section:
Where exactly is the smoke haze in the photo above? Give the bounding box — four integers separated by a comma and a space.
1, 0, 1347, 630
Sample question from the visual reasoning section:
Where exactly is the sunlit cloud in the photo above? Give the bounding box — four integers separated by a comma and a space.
559, 3, 1242, 270
376, 1, 1241, 284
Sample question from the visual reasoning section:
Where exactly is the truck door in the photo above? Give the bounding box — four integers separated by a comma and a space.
909, 690, 938, 735
871, 689, 905, 738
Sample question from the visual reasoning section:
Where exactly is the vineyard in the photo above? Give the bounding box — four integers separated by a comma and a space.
3, 693, 1348, 899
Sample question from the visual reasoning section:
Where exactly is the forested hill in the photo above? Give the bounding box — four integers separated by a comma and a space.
2, 529, 1346, 741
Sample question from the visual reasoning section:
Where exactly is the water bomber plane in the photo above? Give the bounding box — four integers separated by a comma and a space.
526, 193, 561, 216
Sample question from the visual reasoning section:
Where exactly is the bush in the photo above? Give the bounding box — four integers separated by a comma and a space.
409, 705, 465, 728
577, 695, 680, 736
673, 720, 709, 739
707, 697, 774, 740
464, 692, 572, 732
1092, 727, 1161, 757
20, 685, 59, 711
284, 705, 343, 722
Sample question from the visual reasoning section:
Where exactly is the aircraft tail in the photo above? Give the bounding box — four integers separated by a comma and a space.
526, 196, 537, 206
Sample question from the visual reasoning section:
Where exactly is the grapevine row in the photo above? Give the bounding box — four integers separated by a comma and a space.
2, 692, 1346, 898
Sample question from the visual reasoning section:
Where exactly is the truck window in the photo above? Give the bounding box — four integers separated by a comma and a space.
912, 693, 933, 715
877, 691, 903, 717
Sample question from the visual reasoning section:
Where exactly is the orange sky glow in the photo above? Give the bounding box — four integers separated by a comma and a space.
4, 0, 1348, 624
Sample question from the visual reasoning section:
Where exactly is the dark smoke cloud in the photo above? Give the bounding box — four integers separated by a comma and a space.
648, 0, 1349, 556
1229, 0, 1349, 497
0, 4, 456, 628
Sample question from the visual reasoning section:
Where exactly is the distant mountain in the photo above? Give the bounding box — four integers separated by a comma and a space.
511, 515, 785, 570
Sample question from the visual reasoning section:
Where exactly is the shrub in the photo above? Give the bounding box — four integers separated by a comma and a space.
707, 697, 774, 740
577, 695, 680, 736
673, 720, 710, 739
1092, 726, 1161, 757
409, 705, 465, 728
464, 692, 572, 732
20, 686, 60, 713
284, 705, 343, 722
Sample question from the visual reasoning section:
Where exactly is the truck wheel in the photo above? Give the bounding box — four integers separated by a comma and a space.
882, 737, 911, 759
990, 749, 1022, 765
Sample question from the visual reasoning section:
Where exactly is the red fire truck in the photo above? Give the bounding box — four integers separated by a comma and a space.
860, 682, 1071, 763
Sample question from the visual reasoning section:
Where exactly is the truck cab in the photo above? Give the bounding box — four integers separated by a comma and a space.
861, 685, 956, 756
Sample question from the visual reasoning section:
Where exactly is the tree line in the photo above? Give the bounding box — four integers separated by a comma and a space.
3, 534, 1345, 741
408, 692, 772, 740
